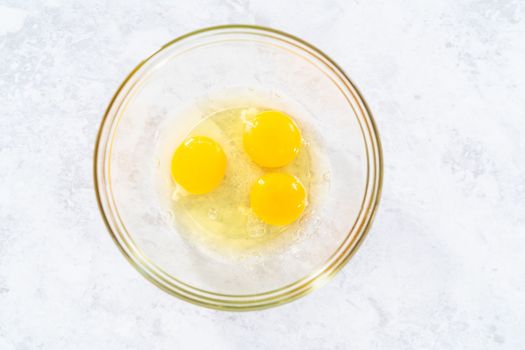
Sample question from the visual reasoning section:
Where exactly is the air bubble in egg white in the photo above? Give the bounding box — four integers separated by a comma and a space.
207, 208, 218, 221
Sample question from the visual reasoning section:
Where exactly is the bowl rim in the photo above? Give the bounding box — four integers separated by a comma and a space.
94, 24, 383, 311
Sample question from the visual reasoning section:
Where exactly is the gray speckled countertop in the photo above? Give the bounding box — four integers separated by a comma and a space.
1, 1, 524, 349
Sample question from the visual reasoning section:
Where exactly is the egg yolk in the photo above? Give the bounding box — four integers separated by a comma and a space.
171, 136, 226, 194
250, 173, 306, 226
243, 110, 301, 168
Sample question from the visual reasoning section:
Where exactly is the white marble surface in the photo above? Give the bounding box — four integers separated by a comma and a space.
1, 0, 524, 349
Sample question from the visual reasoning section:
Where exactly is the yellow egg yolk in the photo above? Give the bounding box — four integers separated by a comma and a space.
250, 173, 306, 226
243, 110, 301, 168
171, 136, 226, 194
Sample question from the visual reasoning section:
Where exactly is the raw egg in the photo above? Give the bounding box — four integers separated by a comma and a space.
250, 173, 307, 226
171, 136, 226, 194
243, 110, 301, 168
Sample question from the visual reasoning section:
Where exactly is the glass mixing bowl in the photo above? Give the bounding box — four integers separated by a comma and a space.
94, 25, 382, 310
